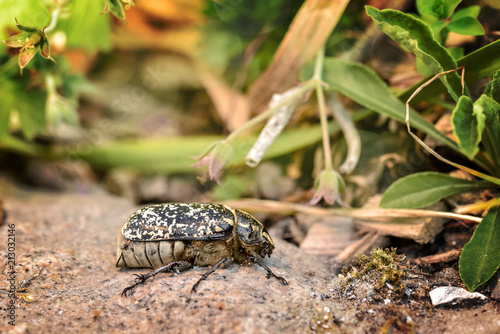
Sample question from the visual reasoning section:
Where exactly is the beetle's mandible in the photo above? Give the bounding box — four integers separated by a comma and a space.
117, 203, 288, 296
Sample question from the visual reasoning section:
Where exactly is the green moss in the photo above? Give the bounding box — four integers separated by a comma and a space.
340, 247, 408, 297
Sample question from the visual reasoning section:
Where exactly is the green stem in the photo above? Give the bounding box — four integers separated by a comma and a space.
313, 45, 324, 80
312, 46, 333, 171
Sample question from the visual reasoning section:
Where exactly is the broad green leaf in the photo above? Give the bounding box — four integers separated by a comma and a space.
380, 172, 490, 209
448, 46, 463, 60
488, 70, 500, 104
76, 110, 372, 172
300, 58, 459, 152
0, 1, 50, 41
476, 95, 500, 171
451, 95, 485, 159
75, 136, 218, 173
459, 203, 500, 291
57, 0, 111, 52
416, 0, 440, 22
0, 79, 46, 139
366, 6, 467, 102
399, 39, 500, 104
416, 57, 434, 76
448, 17, 485, 36
428, 20, 447, 39
452, 5, 480, 20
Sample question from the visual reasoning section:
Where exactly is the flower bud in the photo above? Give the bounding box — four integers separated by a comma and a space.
309, 169, 347, 206
1, 19, 54, 73
191, 140, 233, 184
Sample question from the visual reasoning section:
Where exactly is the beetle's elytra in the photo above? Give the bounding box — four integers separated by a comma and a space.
117, 203, 288, 296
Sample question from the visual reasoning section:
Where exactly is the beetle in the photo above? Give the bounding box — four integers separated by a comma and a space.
117, 203, 288, 296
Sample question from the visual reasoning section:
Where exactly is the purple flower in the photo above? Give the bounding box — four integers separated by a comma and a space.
309, 169, 348, 207
191, 140, 233, 184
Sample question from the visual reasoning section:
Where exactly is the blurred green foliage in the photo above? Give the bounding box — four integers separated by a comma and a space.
201, 0, 302, 86
0, 0, 111, 142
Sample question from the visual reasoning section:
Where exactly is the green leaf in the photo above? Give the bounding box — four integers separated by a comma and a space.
460, 203, 500, 291
399, 39, 500, 104
441, 0, 462, 18
416, 0, 461, 19
380, 172, 489, 209
447, 46, 463, 60
416, 0, 439, 19
451, 95, 485, 159
300, 58, 459, 152
448, 17, 485, 36
0, 78, 46, 139
15, 19, 40, 33
0, 1, 51, 41
487, 70, 500, 104
76, 110, 372, 172
452, 5, 480, 20
428, 20, 447, 39
476, 95, 500, 171
102, 0, 126, 21
366, 6, 467, 102
2, 31, 32, 47
57, 0, 112, 52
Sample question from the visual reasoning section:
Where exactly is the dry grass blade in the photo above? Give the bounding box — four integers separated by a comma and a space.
248, 0, 350, 112
221, 198, 482, 223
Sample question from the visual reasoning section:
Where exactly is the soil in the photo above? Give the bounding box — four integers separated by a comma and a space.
0, 177, 499, 333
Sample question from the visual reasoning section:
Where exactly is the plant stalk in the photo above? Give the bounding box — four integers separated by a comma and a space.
312, 45, 333, 171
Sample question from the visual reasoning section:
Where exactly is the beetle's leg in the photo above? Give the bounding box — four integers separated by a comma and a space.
247, 255, 288, 286
121, 261, 191, 297
191, 257, 230, 293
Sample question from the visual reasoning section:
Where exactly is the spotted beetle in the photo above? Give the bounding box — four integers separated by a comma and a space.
117, 203, 288, 296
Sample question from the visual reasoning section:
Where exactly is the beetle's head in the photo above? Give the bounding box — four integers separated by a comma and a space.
234, 209, 275, 258
259, 229, 275, 258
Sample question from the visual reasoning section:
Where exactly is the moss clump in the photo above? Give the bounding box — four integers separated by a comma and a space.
340, 248, 408, 298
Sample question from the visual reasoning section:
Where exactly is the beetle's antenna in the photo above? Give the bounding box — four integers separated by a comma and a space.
121, 261, 191, 297
248, 255, 288, 286
191, 257, 231, 293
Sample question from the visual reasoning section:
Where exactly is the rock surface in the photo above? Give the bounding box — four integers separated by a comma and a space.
0, 178, 499, 333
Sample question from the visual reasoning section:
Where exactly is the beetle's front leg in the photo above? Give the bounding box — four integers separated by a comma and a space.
247, 255, 288, 286
121, 260, 191, 297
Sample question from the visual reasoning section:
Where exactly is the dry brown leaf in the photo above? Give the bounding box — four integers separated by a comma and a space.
197, 68, 250, 131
